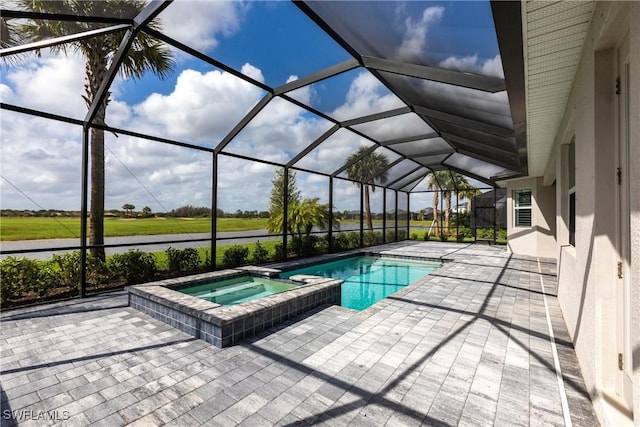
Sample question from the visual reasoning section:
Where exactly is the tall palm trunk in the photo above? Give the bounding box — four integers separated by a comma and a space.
444, 190, 451, 234
89, 126, 105, 260
86, 46, 109, 261
364, 184, 373, 231
431, 190, 439, 237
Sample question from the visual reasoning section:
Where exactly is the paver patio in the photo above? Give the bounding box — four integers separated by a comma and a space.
0, 242, 598, 426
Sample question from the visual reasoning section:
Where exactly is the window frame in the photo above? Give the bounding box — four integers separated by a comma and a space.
513, 188, 532, 228
568, 139, 576, 246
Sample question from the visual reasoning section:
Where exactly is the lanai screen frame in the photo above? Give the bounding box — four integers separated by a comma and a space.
0, 0, 526, 297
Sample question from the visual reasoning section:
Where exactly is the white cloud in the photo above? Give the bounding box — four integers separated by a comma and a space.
216, 156, 278, 212
102, 134, 213, 212
1, 53, 392, 213
222, 95, 334, 166
294, 128, 373, 175
159, 1, 249, 52
439, 54, 504, 78
286, 75, 314, 105
481, 55, 504, 78
418, 79, 511, 128
397, 6, 444, 62
0, 84, 15, 103
331, 72, 405, 121
352, 113, 433, 141
3, 53, 86, 118
133, 67, 264, 143
1, 112, 83, 211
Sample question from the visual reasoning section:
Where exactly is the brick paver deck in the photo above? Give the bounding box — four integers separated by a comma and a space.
0, 242, 598, 426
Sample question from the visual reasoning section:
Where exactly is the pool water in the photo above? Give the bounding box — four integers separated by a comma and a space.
177, 276, 296, 306
281, 256, 441, 310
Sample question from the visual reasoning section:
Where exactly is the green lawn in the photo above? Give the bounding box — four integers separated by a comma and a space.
0, 217, 269, 241
0, 216, 439, 241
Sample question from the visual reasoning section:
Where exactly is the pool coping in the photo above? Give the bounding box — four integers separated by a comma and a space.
127, 268, 342, 348
266, 249, 449, 273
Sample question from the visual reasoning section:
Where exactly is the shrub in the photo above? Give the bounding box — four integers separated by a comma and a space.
1, 257, 42, 302
498, 229, 508, 241
274, 243, 284, 260
397, 229, 407, 240
363, 231, 383, 247
203, 250, 213, 270
166, 247, 200, 272
36, 262, 61, 296
0, 257, 61, 302
222, 245, 249, 268
346, 231, 360, 249
52, 251, 82, 291
87, 256, 111, 288
410, 233, 418, 240
251, 241, 269, 264
332, 233, 349, 252
166, 247, 182, 271
109, 250, 157, 285
456, 227, 468, 242
475, 228, 494, 239
315, 235, 329, 253
290, 235, 318, 257
386, 230, 397, 243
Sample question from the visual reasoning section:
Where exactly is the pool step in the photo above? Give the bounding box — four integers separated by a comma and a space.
193, 281, 267, 299
289, 274, 331, 284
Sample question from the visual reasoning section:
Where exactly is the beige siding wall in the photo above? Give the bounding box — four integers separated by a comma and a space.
534, 2, 639, 425
506, 177, 556, 258
628, 3, 640, 425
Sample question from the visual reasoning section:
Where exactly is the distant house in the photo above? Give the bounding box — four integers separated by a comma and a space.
415, 207, 434, 220
454, 202, 469, 213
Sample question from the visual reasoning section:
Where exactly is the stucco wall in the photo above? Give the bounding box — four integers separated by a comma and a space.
628, 4, 640, 425
506, 177, 556, 258
543, 2, 638, 425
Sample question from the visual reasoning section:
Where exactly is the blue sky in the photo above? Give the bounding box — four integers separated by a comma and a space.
0, 0, 500, 213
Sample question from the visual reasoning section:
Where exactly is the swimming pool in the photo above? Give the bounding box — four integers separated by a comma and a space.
281, 256, 441, 310
177, 276, 296, 306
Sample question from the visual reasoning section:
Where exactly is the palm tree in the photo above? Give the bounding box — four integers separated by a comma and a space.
345, 146, 389, 231
426, 171, 457, 235
15, 0, 174, 260
122, 203, 135, 217
266, 170, 337, 238
283, 198, 333, 237
428, 172, 476, 237
457, 181, 482, 220
1, 16, 19, 51
427, 173, 441, 237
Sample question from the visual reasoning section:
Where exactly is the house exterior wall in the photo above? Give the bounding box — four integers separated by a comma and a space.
628, 3, 640, 425
528, 2, 639, 425
506, 177, 556, 258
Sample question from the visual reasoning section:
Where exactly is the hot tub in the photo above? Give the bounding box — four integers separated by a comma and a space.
176, 275, 298, 306
127, 267, 342, 348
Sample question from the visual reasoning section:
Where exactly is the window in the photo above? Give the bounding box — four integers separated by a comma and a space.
568, 140, 575, 246
514, 189, 532, 227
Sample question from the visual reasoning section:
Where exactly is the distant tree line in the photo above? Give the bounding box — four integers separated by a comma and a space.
168, 206, 268, 218
169, 205, 212, 218
1, 206, 266, 219
0, 209, 79, 217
